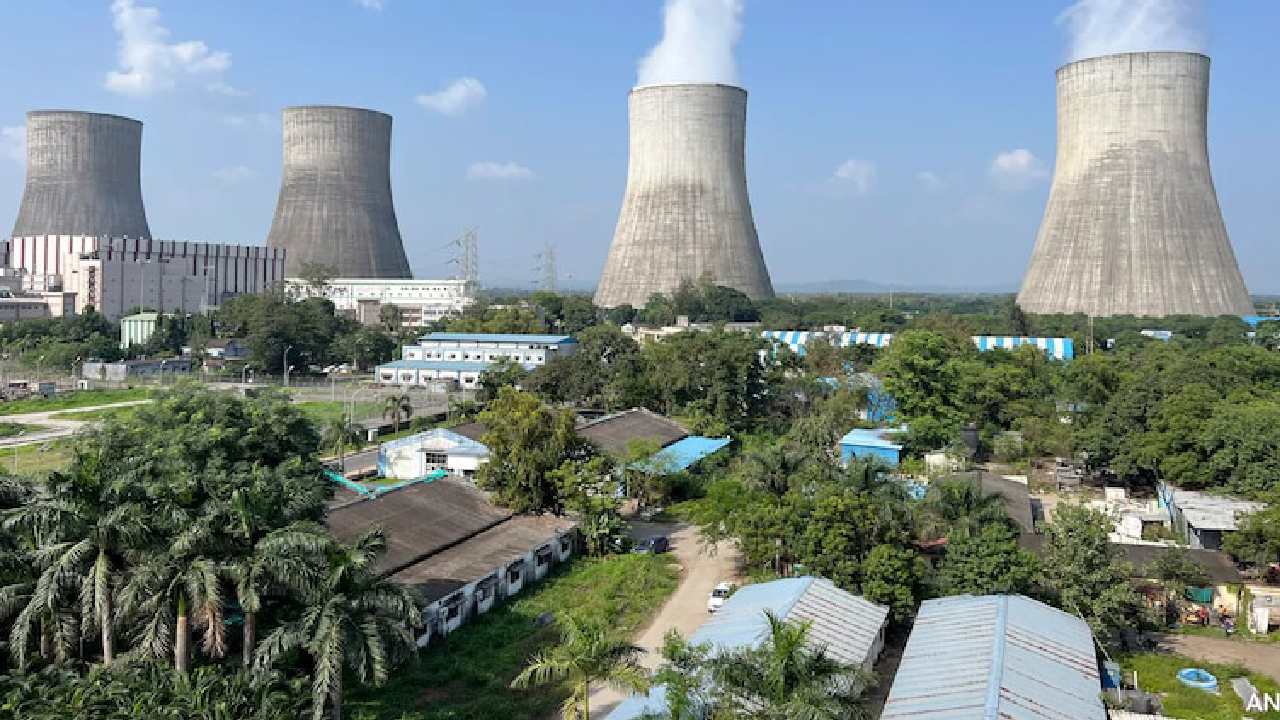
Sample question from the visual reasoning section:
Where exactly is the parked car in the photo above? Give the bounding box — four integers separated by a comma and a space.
632, 535, 670, 555
708, 581, 736, 612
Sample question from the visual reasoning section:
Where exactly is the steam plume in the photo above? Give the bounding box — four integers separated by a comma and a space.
1060, 0, 1206, 61
637, 0, 744, 87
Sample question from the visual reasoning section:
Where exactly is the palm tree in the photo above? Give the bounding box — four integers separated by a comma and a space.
511, 612, 649, 720
709, 610, 871, 720
920, 474, 1012, 540
381, 394, 414, 434
741, 444, 806, 498
321, 414, 363, 473
256, 529, 421, 720
227, 521, 328, 665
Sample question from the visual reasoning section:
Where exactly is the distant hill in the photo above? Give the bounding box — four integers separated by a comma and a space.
772, 279, 1019, 295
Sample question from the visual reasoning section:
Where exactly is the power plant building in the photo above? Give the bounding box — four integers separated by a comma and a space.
1017, 52, 1252, 318
285, 277, 474, 328
11, 110, 152, 240
266, 106, 412, 279
595, 83, 773, 308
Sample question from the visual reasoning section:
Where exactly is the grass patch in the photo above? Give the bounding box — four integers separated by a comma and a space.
49, 406, 143, 422
1121, 653, 1280, 720
0, 388, 153, 416
0, 442, 72, 476
1172, 623, 1280, 644
294, 401, 385, 426
347, 553, 680, 720
0, 422, 45, 437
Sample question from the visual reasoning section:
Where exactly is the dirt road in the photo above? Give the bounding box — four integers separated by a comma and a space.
587, 521, 742, 718
0, 400, 155, 448
1154, 633, 1280, 681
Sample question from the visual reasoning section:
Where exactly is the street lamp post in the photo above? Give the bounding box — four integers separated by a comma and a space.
12, 431, 23, 473
283, 345, 294, 387
35, 355, 46, 386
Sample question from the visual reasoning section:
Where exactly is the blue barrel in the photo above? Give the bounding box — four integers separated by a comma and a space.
1101, 661, 1122, 689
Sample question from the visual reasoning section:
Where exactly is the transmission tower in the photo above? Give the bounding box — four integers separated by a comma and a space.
446, 228, 480, 297
535, 244, 557, 293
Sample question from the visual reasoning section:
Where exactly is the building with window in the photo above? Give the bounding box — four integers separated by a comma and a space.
376, 333, 578, 388
285, 277, 474, 328
1158, 484, 1266, 551
378, 428, 490, 481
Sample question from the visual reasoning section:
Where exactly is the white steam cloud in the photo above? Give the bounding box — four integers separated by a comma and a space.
1060, 0, 1206, 62
638, 0, 744, 87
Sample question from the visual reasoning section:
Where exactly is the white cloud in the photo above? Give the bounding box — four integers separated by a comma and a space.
206, 81, 248, 97
1, 125, 25, 165
466, 162, 535, 181
222, 112, 275, 130
105, 0, 233, 97
355, 0, 384, 9
416, 78, 487, 115
212, 165, 257, 183
831, 157, 876, 195
917, 171, 948, 193
989, 149, 1049, 192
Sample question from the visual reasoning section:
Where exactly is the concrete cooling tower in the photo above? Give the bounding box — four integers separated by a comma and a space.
595, 83, 773, 308
266, 106, 411, 278
11, 110, 151, 239
1017, 52, 1251, 318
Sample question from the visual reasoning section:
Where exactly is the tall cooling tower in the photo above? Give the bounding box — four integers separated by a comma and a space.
11, 110, 151, 239
266, 106, 411, 278
1017, 52, 1251, 318
595, 83, 773, 308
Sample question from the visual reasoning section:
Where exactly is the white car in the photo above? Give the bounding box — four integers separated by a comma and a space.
708, 581, 735, 612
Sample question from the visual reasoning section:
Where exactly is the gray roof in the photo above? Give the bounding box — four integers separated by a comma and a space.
607, 577, 889, 720
326, 479, 510, 576
447, 422, 490, 442
934, 471, 1036, 535
390, 514, 576, 604
578, 408, 687, 457
1169, 487, 1265, 531
881, 594, 1104, 720
1118, 544, 1243, 585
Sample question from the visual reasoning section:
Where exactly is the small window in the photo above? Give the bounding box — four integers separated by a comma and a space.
446, 605, 460, 620
423, 452, 447, 465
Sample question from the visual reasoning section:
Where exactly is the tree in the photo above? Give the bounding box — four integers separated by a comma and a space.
511, 612, 649, 720
256, 529, 420, 720
920, 476, 1014, 540
478, 357, 528, 402
861, 545, 925, 624
1040, 504, 1145, 641
227, 521, 328, 666
475, 387, 597, 514
1222, 498, 1280, 566
873, 330, 976, 453
321, 415, 363, 471
936, 523, 1040, 597
642, 293, 676, 327
709, 610, 870, 720
639, 630, 716, 720
297, 262, 338, 298
381, 394, 413, 434
606, 304, 637, 327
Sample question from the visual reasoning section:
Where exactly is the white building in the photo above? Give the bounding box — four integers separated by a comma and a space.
378, 428, 490, 481
2, 235, 285, 319
285, 277, 474, 328
376, 333, 579, 388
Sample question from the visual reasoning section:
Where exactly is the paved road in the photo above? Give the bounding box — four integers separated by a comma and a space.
1153, 633, 1280, 681
0, 400, 156, 448
587, 521, 743, 718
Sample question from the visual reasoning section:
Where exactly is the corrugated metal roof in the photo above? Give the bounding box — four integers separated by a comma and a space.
376, 359, 535, 372
606, 578, 889, 720
579, 408, 687, 457
633, 435, 732, 473
1167, 486, 1265, 532
418, 332, 577, 344
881, 594, 1104, 720
839, 428, 906, 450
380, 428, 490, 457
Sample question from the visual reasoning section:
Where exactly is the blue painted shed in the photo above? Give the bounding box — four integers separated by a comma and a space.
631, 435, 732, 474
839, 427, 906, 465
881, 594, 1105, 720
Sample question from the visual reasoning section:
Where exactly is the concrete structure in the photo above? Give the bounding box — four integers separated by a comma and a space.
285, 277, 473, 328
840, 427, 907, 465
607, 577, 890, 719
0, 291, 75, 320
376, 333, 578, 387
1159, 483, 1265, 551
619, 318, 762, 343
1018, 52, 1252, 318
266, 106, 411, 278
3, 235, 285, 319
378, 428, 490, 481
762, 331, 1076, 361
881, 594, 1104, 720
11, 111, 151, 240
596, 84, 773, 308
81, 358, 192, 382
120, 312, 160, 348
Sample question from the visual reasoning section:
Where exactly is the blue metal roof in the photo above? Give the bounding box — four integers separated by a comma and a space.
839, 427, 906, 450
606, 578, 889, 720
416, 332, 577, 344
375, 359, 535, 372
1244, 317, 1277, 328
882, 594, 1104, 720
633, 435, 732, 474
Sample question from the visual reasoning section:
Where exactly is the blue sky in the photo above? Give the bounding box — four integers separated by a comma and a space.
1, 1, 1277, 292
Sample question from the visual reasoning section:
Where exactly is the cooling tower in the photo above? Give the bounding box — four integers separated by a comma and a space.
266, 106, 411, 278
595, 83, 773, 308
1017, 52, 1252, 318
11, 110, 151, 239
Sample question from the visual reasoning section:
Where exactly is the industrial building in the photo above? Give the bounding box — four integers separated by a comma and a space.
606, 577, 890, 719
378, 428, 490, 481
1158, 484, 1265, 551
11, 110, 151, 240
839, 427, 907, 466
376, 333, 578, 388
326, 478, 576, 645
881, 594, 1104, 720
596, 83, 774, 308
81, 358, 192, 383
1017, 52, 1252, 318
266, 106, 412, 279
285, 277, 473, 328
761, 330, 1076, 361
2, 235, 285, 319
